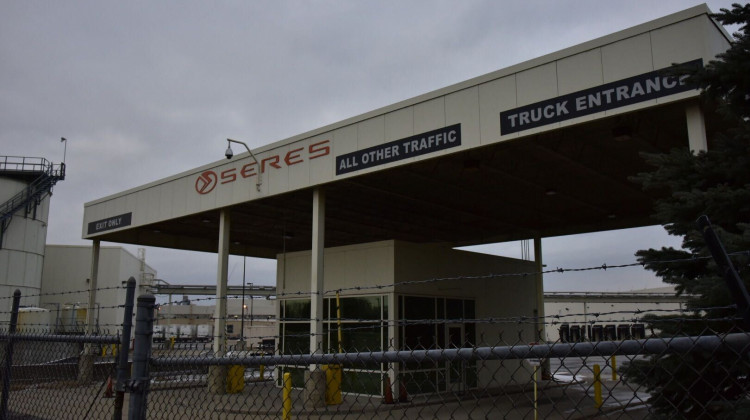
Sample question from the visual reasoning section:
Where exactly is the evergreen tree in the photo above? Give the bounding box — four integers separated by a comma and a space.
624, 4, 750, 418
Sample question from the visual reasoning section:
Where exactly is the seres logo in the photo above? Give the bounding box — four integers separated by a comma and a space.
193, 139, 331, 195
195, 171, 218, 194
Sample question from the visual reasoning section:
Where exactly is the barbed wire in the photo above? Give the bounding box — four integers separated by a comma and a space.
0, 302, 131, 316
5, 308, 740, 333
1, 250, 746, 308
150, 251, 749, 305
3, 312, 743, 345
145, 315, 747, 345
0, 285, 126, 302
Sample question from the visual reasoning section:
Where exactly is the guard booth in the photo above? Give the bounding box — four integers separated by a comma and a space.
276, 240, 538, 394
81, 5, 731, 397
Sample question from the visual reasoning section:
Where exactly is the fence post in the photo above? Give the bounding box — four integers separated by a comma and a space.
0, 290, 21, 419
113, 277, 136, 420
697, 215, 750, 328
128, 294, 155, 420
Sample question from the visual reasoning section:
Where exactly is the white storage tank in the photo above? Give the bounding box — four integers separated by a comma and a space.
0, 156, 64, 321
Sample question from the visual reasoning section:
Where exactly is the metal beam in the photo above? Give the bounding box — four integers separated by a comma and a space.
149, 284, 276, 297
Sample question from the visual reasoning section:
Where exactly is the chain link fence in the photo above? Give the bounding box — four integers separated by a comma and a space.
1, 231, 748, 419
3, 296, 750, 418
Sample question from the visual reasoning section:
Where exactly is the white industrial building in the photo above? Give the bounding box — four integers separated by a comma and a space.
38, 245, 156, 334
154, 296, 276, 348
78, 5, 731, 395
544, 286, 688, 342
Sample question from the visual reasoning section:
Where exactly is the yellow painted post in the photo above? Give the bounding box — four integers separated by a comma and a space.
226, 365, 245, 393
259, 364, 265, 380
611, 355, 618, 381
320, 290, 343, 406
323, 365, 343, 405
170, 336, 175, 349
593, 364, 603, 409
335, 291, 343, 353
282, 372, 292, 420
101, 346, 106, 357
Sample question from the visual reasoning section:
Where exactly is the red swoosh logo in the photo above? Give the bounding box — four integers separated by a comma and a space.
195, 171, 218, 195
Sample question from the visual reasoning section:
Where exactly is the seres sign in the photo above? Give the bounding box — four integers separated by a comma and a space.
87, 212, 132, 235
336, 124, 461, 175
193, 140, 331, 194
500, 59, 703, 135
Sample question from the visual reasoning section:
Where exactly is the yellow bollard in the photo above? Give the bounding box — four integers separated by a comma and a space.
170, 336, 176, 350
259, 365, 265, 380
323, 364, 343, 405
593, 364, 603, 409
226, 365, 245, 393
112, 344, 118, 357
101, 346, 106, 357
611, 355, 618, 381
282, 372, 292, 420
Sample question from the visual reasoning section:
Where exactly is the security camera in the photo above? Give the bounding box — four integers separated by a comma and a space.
225, 146, 233, 159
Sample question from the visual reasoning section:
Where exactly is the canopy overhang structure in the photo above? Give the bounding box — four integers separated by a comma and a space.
83, 5, 730, 258
84, 99, 720, 257
81, 4, 731, 375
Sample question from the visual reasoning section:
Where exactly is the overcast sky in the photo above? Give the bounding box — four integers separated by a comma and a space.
1, 1, 736, 293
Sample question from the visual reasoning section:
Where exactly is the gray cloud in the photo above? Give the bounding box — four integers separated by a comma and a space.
1, 1, 732, 291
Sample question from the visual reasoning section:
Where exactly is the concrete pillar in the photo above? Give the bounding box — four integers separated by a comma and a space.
310, 188, 325, 356
306, 188, 327, 408
686, 102, 708, 153
304, 370, 327, 409
78, 240, 100, 383
86, 240, 100, 335
533, 237, 545, 341
387, 293, 398, 400
209, 208, 231, 394
534, 236, 551, 378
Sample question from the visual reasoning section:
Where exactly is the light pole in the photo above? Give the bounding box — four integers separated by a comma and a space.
249, 283, 254, 328
225, 138, 262, 191
240, 256, 246, 348
60, 137, 67, 165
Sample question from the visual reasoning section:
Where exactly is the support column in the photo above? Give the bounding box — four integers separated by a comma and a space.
533, 237, 545, 339
86, 240, 101, 335
533, 237, 550, 378
387, 293, 398, 401
209, 208, 231, 394
306, 188, 326, 409
686, 102, 708, 153
78, 240, 100, 383
310, 188, 325, 356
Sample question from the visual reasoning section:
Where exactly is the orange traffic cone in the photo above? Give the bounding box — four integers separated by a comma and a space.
383, 376, 394, 404
103, 375, 114, 398
398, 380, 408, 403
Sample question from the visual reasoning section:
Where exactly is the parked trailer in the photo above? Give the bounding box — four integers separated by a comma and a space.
153, 325, 166, 342
165, 325, 179, 341
197, 324, 213, 342
178, 324, 197, 342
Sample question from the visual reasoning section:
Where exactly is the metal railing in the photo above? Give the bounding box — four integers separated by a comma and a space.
0, 156, 66, 247
0, 156, 63, 175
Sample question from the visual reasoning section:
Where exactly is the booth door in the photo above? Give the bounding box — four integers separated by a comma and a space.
446, 323, 466, 393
